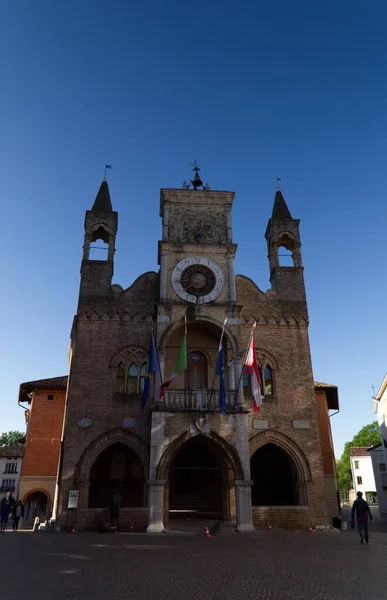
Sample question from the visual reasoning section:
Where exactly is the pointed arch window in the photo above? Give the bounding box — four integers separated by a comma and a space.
127, 363, 138, 393
243, 363, 273, 398
116, 362, 126, 393
264, 365, 274, 396
243, 372, 251, 396
139, 363, 147, 393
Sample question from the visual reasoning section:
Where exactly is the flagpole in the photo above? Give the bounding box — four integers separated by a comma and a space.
183, 309, 191, 408
209, 317, 228, 409
233, 321, 256, 409
152, 326, 166, 407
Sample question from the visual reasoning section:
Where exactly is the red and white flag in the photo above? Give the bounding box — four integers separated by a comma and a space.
244, 336, 263, 413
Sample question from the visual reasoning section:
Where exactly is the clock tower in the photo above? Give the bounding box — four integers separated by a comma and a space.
158, 188, 237, 306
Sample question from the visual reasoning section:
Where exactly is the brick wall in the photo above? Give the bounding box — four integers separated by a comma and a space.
22, 388, 66, 478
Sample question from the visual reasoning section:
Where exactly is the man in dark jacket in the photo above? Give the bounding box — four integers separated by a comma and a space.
351, 491, 373, 545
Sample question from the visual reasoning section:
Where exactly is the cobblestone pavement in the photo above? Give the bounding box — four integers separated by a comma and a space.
1, 525, 387, 600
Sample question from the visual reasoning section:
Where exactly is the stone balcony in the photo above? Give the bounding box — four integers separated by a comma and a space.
161, 389, 236, 411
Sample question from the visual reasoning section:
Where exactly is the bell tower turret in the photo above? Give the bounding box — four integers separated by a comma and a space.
265, 187, 306, 302
79, 178, 118, 300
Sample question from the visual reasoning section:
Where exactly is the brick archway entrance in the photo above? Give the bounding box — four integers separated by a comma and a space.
250, 443, 298, 506
89, 442, 144, 508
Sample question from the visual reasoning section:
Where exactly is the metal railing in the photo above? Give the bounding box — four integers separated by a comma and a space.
162, 389, 236, 411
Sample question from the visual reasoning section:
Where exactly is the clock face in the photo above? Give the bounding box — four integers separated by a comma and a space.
171, 257, 225, 304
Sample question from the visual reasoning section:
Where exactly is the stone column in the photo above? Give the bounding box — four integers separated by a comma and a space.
147, 480, 166, 533
159, 252, 168, 301
108, 236, 116, 261
227, 359, 235, 391
233, 354, 245, 408
82, 234, 91, 260
226, 208, 233, 243
293, 242, 303, 267
234, 412, 251, 479
234, 480, 255, 532
228, 254, 236, 303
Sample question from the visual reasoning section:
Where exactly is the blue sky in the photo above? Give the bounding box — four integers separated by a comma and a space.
1, 0, 387, 457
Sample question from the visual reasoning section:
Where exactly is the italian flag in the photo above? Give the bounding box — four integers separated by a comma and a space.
244, 336, 263, 413
160, 334, 187, 398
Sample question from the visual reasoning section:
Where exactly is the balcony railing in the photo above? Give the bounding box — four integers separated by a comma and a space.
162, 389, 237, 411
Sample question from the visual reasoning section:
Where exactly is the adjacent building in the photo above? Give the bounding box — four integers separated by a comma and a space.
368, 445, 387, 515
0, 445, 24, 501
18, 376, 67, 527
349, 446, 376, 499
370, 374, 387, 515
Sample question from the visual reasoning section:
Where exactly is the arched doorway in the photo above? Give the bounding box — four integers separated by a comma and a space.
250, 443, 298, 505
169, 436, 228, 520
89, 442, 144, 508
24, 491, 49, 526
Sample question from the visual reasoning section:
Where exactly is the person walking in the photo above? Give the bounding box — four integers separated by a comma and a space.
110, 488, 122, 532
351, 491, 373, 545
1, 492, 16, 534
13, 500, 24, 532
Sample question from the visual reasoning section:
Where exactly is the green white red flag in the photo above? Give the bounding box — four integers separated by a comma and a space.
160, 333, 187, 398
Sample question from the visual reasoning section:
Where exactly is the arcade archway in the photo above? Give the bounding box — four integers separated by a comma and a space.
168, 435, 232, 520
23, 491, 49, 526
89, 442, 144, 508
250, 443, 299, 506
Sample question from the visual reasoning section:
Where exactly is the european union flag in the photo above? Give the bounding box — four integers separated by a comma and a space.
215, 343, 227, 415
141, 334, 158, 410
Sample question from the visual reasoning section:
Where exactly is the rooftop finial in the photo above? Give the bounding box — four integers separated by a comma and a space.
276, 177, 281, 190
104, 164, 112, 180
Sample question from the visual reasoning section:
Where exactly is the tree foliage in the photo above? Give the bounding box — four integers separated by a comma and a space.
336, 421, 380, 495
0, 431, 25, 446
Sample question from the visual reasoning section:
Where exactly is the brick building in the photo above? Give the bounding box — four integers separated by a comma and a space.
49, 174, 339, 531
18, 376, 67, 526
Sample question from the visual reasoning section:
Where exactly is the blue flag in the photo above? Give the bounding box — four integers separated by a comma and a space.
215, 343, 227, 414
141, 334, 158, 410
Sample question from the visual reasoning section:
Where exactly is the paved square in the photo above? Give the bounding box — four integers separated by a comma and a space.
1, 526, 386, 599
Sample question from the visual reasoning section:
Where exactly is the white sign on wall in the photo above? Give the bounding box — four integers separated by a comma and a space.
68, 490, 79, 509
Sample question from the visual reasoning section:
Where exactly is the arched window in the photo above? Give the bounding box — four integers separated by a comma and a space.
243, 372, 251, 396
243, 366, 266, 397
116, 362, 126, 393
127, 364, 138, 393
139, 363, 147, 392
264, 365, 274, 396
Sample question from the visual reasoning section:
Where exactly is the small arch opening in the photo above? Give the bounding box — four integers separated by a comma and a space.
89, 226, 109, 260
277, 233, 295, 266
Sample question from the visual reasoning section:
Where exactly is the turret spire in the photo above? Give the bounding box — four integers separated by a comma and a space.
92, 179, 112, 212
271, 188, 292, 220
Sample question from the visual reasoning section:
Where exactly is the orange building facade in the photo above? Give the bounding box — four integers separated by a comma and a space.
18, 376, 67, 527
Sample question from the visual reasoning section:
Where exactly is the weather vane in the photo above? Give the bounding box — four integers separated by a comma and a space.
104, 164, 112, 178
276, 177, 281, 188
182, 161, 210, 191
